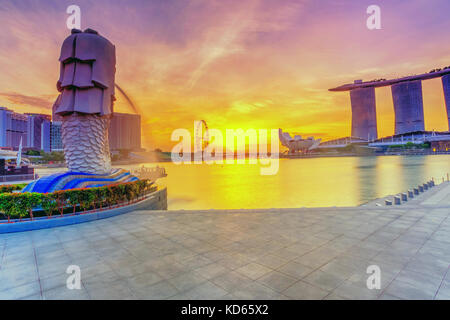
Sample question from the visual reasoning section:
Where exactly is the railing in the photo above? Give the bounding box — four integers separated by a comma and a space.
0, 173, 38, 183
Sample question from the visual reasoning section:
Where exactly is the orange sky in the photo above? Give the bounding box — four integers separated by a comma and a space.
0, 0, 449, 151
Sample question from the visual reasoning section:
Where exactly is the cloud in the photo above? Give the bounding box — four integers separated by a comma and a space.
0, 0, 450, 149
0, 92, 54, 109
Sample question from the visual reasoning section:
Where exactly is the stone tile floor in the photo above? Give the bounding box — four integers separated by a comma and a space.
1, 183, 450, 300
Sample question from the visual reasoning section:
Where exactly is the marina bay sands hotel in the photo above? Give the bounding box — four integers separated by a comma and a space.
329, 68, 450, 140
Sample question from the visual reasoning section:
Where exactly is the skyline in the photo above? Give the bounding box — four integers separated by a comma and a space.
1, 0, 450, 150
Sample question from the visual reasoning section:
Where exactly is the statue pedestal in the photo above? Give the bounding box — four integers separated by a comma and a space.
23, 168, 138, 193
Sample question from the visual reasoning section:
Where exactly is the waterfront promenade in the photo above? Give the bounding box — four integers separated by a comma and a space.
1, 183, 450, 300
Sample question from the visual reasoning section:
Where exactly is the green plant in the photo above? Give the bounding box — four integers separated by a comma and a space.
52, 191, 66, 216
66, 189, 82, 214
15, 193, 42, 220
41, 193, 58, 217
79, 189, 95, 212
92, 187, 107, 209
0, 179, 156, 221
0, 193, 16, 222
0, 183, 27, 194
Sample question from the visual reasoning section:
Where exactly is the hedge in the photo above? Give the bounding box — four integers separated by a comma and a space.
0, 183, 28, 194
0, 180, 156, 222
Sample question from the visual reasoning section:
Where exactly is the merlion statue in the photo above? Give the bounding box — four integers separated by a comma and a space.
23, 29, 139, 193
53, 28, 116, 175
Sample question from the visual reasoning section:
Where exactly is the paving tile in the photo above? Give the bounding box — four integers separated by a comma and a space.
377, 293, 402, 300
181, 255, 214, 270
294, 248, 338, 269
86, 279, 136, 300
40, 272, 70, 292
384, 278, 437, 300
322, 292, 346, 300
0, 281, 41, 300
194, 263, 229, 280
282, 281, 329, 300
331, 280, 380, 300
82, 270, 121, 287
126, 271, 163, 290
404, 258, 449, 280
319, 259, 358, 280
217, 254, 251, 270
0, 267, 39, 291
210, 271, 254, 293
183, 281, 228, 300
253, 254, 289, 270
133, 280, 179, 300
3, 191, 450, 300
151, 261, 186, 280
168, 272, 207, 292
235, 263, 272, 280
43, 285, 90, 300
110, 261, 154, 278
232, 282, 286, 300
20, 293, 43, 300
395, 269, 443, 293
277, 261, 314, 280
303, 270, 346, 291
435, 280, 450, 300
257, 271, 298, 292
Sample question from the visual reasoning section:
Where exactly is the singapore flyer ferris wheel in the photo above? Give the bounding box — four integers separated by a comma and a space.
195, 120, 210, 153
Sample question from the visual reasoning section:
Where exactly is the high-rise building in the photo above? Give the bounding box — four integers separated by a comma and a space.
41, 120, 51, 153
349, 86, 378, 140
109, 113, 142, 151
391, 80, 425, 134
0, 106, 28, 149
50, 121, 63, 151
26, 113, 51, 151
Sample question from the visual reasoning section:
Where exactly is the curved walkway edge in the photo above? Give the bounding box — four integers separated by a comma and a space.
0, 188, 167, 234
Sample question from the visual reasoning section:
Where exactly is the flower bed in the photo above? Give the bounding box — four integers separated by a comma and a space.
0, 179, 156, 222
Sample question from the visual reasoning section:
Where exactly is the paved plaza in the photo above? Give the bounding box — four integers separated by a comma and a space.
1, 183, 450, 300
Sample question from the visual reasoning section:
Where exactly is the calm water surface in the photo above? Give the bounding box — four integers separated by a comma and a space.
36, 155, 450, 210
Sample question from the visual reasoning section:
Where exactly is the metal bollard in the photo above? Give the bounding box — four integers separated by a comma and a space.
414, 188, 419, 195
401, 193, 408, 202
394, 196, 401, 205
385, 200, 392, 205
408, 190, 414, 198
419, 185, 424, 192
423, 183, 428, 190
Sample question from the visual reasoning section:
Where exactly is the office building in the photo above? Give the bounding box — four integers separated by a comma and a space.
0, 106, 28, 149
109, 113, 142, 151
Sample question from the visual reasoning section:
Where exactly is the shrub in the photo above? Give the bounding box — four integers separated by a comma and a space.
53, 191, 66, 216
66, 189, 83, 214
79, 189, 95, 212
0, 179, 156, 221
41, 193, 58, 217
13, 193, 42, 220
0, 183, 28, 194
0, 193, 17, 222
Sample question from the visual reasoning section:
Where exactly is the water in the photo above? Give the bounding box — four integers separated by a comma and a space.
35, 155, 450, 210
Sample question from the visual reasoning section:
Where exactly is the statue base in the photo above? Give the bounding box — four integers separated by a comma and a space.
23, 168, 138, 193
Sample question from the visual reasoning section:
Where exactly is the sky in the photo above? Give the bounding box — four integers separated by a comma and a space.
0, 0, 449, 151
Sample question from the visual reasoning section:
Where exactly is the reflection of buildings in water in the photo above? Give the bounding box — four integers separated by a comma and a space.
397, 156, 426, 187
373, 156, 427, 201
354, 156, 378, 203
